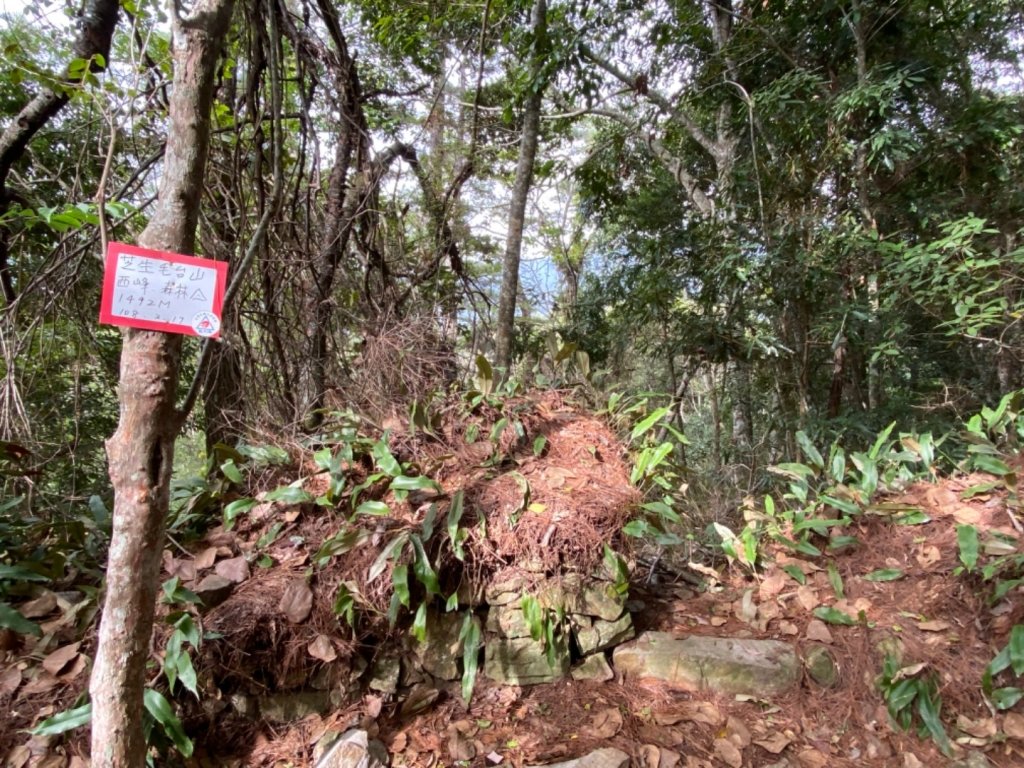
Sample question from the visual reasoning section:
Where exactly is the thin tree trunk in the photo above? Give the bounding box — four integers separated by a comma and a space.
0, 0, 120, 305
494, 0, 547, 374
89, 2, 235, 764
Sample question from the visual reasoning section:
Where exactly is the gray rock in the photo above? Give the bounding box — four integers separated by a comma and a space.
368, 652, 401, 693
526, 747, 629, 768
571, 654, 614, 682
804, 644, 838, 687
486, 603, 535, 639
229, 693, 257, 718
315, 729, 389, 768
537, 575, 626, 621
485, 635, 570, 685
574, 612, 634, 655
612, 632, 799, 696
194, 574, 234, 608
259, 691, 332, 721
952, 751, 992, 768
416, 609, 463, 680
486, 573, 528, 606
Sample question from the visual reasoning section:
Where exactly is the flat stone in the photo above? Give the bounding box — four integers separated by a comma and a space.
526, 747, 629, 768
486, 603, 534, 639
571, 654, 614, 682
194, 574, 234, 608
416, 609, 463, 680
368, 653, 401, 694
314, 729, 389, 768
279, 579, 314, 623
574, 612, 634, 655
612, 632, 799, 696
259, 691, 331, 722
804, 644, 838, 687
536, 575, 625, 621
484, 636, 569, 685
486, 573, 528, 606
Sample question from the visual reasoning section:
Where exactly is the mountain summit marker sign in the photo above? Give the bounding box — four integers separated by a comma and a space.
98, 241, 227, 338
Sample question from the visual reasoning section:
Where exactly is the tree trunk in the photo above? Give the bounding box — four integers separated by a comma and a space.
494, 0, 547, 374
0, 0, 120, 305
89, 2, 235, 765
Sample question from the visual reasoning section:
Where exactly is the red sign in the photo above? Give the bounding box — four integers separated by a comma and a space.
98, 242, 228, 339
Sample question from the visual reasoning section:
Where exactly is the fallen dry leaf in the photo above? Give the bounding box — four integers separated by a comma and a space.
655, 701, 722, 726
1003, 712, 1024, 740
390, 732, 409, 752
279, 579, 314, 623
796, 586, 819, 612
194, 546, 218, 570
779, 620, 799, 636
308, 634, 336, 663
5, 745, 30, 768
805, 619, 834, 644
754, 731, 792, 754
21, 670, 58, 695
658, 749, 681, 768
726, 716, 751, 748
952, 505, 981, 525
918, 619, 951, 632
713, 737, 743, 768
796, 747, 828, 768
760, 571, 788, 599
19, 592, 57, 619
0, 666, 22, 695
216, 556, 251, 584
41, 642, 80, 676
903, 754, 924, 768
58, 653, 87, 682
916, 545, 941, 569
710, 616, 728, 627
584, 707, 623, 739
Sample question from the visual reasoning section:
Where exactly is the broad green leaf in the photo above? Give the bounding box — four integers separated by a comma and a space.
314, 527, 372, 563
460, 613, 482, 704
0, 602, 41, 636
175, 651, 199, 699
371, 441, 402, 477
474, 355, 494, 396
31, 703, 92, 735
827, 562, 845, 599
144, 688, 193, 758
916, 689, 952, 757
864, 568, 904, 582
445, 592, 459, 612
972, 455, 1012, 476
768, 462, 817, 481
410, 535, 440, 595
447, 490, 465, 560
390, 475, 441, 493
333, 582, 356, 625
782, 565, 806, 584
894, 511, 930, 526
0, 564, 49, 583
622, 520, 653, 537
220, 459, 243, 484
392, 565, 410, 608
992, 687, 1024, 710
813, 606, 857, 625
368, 532, 409, 583
411, 602, 428, 642
533, 436, 547, 456
957, 524, 979, 572
631, 407, 669, 441
264, 485, 313, 504
223, 497, 256, 530
1009, 625, 1024, 676
355, 500, 391, 516
795, 431, 823, 470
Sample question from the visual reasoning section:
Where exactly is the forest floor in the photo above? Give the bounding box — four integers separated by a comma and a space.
3, 393, 1024, 768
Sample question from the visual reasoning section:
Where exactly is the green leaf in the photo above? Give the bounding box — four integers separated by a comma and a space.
0, 602, 41, 636
973, 455, 1012, 475
144, 688, 193, 758
956, 524, 980, 572
333, 582, 356, 625
223, 497, 256, 530
355, 500, 391, 517
1009, 625, 1024, 676
410, 534, 440, 596
864, 568, 904, 582
475, 355, 494, 396
533, 436, 547, 456
992, 687, 1024, 710
827, 563, 845, 600
390, 475, 441, 493
631, 407, 669, 441
31, 703, 92, 735
782, 565, 806, 585
392, 565, 410, 608
264, 484, 313, 504
314, 527, 372, 563
460, 613, 482, 704
368, 532, 409, 583
447, 490, 465, 560
795, 431, 823, 470
371, 441, 402, 477
813, 606, 857, 625
411, 602, 428, 642
521, 595, 543, 641
622, 520, 653, 537
175, 650, 199, 699
894, 511, 931, 526
916, 687, 952, 757
220, 459, 243, 484
0, 564, 49, 583
446, 592, 459, 612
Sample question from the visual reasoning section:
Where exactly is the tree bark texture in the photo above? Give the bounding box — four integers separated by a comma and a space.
89, 2, 236, 765
494, 0, 547, 374
0, 0, 120, 305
